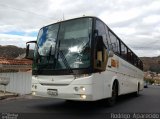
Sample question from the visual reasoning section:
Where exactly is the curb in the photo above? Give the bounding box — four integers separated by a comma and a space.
0, 93, 19, 100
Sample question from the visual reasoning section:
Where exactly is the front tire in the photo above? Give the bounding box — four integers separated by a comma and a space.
134, 83, 140, 97
107, 82, 118, 106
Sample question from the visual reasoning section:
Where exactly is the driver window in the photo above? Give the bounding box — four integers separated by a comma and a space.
96, 19, 108, 48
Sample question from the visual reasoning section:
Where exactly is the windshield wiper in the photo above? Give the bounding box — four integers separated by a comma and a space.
48, 45, 52, 61
59, 50, 73, 73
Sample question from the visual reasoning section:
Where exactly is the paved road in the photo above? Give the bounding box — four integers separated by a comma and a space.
0, 85, 160, 119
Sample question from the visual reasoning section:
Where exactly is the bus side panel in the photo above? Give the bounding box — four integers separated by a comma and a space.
92, 73, 105, 100
92, 70, 120, 100
102, 71, 118, 98
106, 55, 144, 96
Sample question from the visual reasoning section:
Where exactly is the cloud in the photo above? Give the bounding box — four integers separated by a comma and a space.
142, 15, 160, 25
0, 33, 36, 47
0, 0, 160, 57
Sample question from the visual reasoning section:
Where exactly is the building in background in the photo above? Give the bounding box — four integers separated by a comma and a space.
0, 57, 32, 95
0, 57, 32, 72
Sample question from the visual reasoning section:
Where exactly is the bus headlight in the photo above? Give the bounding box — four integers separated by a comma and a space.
80, 94, 86, 99
80, 86, 85, 91
74, 86, 85, 92
74, 87, 79, 92
32, 91, 36, 95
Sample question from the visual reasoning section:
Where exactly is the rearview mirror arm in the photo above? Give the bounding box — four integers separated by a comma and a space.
26, 41, 37, 44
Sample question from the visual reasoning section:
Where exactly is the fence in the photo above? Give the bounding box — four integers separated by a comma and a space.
0, 72, 32, 95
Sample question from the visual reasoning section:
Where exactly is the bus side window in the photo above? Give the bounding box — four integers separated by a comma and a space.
127, 49, 131, 62
96, 20, 108, 48
108, 31, 120, 55
121, 43, 127, 60
94, 19, 108, 71
133, 54, 138, 67
138, 60, 141, 69
105, 25, 110, 48
131, 53, 134, 64
141, 61, 143, 70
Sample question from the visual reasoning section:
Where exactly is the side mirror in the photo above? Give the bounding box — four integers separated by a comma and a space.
97, 51, 102, 62
26, 44, 30, 58
25, 41, 37, 60
95, 36, 103, 51
108, 50, 114, 57
94, 36, 108, 72
95, 36, 103, 67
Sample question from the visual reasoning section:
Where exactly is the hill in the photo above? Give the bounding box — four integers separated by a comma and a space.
0, 45, 26, 59
140, 56, 160, 73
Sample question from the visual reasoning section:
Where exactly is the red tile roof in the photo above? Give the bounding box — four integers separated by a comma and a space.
0, 57, 32, 65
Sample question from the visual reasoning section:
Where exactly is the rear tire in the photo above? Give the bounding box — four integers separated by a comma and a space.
107, 82, 118, 106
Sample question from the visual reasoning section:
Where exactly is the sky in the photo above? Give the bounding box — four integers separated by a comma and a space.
0, 0, 160, 57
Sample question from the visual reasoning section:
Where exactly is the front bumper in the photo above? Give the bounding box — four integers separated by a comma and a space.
32, 83, 94, 101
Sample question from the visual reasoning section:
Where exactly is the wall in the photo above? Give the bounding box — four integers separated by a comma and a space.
0, 72, 32, 95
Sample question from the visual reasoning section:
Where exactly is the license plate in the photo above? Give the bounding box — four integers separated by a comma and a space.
47, 89, 58, 96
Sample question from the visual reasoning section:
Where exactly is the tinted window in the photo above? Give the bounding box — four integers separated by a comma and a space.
96, 20, 108, 48
95, 18, 143, 70
109, 31, 120, 54
127, 49, 132, 62
135, 56, 139, 67
121, 43, 127, 60
105, 26, 111, 47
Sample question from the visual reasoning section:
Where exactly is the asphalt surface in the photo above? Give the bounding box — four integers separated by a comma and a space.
0, 85, 160, 119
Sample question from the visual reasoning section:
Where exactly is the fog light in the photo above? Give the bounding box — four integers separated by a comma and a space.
80, 94, 86, 99
80, 86, 85, 91
32, 91, 36, 95
74, 87, 79, 92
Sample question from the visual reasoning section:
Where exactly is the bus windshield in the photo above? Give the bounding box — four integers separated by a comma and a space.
33, 18, 92, 71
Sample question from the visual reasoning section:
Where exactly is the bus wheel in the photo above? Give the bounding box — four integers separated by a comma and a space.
134, 83, 140, 97
107, 82, 118, 106
65, 100, 74, 103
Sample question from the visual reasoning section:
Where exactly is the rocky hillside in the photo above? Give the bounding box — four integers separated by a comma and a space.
0, 45, 26, 59
140, 56, 160, 73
